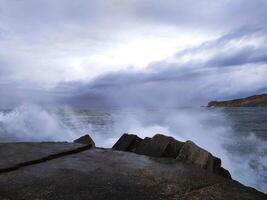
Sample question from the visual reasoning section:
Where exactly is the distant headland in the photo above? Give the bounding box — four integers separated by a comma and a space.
208, 94, 267, 107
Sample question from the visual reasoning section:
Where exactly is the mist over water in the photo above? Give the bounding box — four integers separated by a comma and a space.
0, 104, 266, 193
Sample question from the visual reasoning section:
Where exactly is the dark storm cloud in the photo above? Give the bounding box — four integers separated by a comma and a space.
63, 28, 267, 107
206, 46, 267, 67
1, 0, 267, 107
174, 27, 267, 67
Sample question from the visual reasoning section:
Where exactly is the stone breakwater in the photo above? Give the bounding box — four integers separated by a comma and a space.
112, 134, 231, 179
0, 134, 266, 200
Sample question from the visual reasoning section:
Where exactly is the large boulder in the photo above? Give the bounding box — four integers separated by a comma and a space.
114, 134, 184, 158
112, 133, 142, 151
163, 136, 185, 158
177, 141, 217, 170
134, 134, 170, 157
113, 134, 232, 179
176, 140, 231, 179
134, 137, 152, 154
219, 167, 232, 179
74, 134, 95, 147
134, 134, 184, 158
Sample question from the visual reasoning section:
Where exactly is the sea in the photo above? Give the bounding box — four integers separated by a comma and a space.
0, 104, 266, 193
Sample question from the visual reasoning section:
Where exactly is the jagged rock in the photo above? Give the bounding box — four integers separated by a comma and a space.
135, 134, 184, 158
113, 134, 232, 179
134, 134, 171, 157
177, 141, 216, 170
74, 134, 95, 147
134, 137, 152, 154
219, 167, 232, 179
112, 133, 142, 151
163, 137, 184, 158
176, 140, 231, 179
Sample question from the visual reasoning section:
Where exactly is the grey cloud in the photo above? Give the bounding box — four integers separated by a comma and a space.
0, 84, 57, 108
206, 46, 267, 67
0, 59, 12, 76
173, 28, 267, 69
1, 1, 267, 107
2, 0, 267, 42
176, 27, 266, 55
61, 29, 267, 108
131, 0, 267, 31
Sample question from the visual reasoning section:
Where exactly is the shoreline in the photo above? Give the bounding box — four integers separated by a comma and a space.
0, 134, 266, 199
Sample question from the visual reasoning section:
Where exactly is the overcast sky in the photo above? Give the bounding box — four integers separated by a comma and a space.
1, 0, 267, 107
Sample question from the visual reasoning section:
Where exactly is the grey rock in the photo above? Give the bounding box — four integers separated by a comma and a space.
162, 136, 184, 158
177, 141, 218, 170
113, 134, 231, 179
134, 134, 184, 158
134, 137, 152, 154
134, 134, 171, 157
219, 167, 232, 179
176, 140, 231, 179
112, 133, 142, 151
74, 134, 95, 147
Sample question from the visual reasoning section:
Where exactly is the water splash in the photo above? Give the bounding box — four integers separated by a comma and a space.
0, 104, 266, 193
0, 104, 76, 142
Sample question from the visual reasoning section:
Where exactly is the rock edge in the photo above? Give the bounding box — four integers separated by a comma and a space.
113, 133, 232, 179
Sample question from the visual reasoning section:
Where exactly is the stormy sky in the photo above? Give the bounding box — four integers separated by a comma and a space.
1, 0, 267, 108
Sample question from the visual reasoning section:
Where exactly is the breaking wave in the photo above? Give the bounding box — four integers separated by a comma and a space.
0, 104, 266, 193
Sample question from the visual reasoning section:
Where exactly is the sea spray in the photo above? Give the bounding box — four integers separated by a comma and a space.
0, 104, 76, 142
110, 107, 267, 193
0, 104, 266, 193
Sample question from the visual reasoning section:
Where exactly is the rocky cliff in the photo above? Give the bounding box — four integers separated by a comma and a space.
208, 94, 267, 107
0, 134, 266, 200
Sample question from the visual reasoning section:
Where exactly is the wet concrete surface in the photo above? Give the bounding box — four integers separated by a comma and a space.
0, 142, 90, 172
0, 143, 266, 200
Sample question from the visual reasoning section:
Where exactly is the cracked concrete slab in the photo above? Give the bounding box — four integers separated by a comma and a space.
0, 144, 265, 200
0, 142, 91, 173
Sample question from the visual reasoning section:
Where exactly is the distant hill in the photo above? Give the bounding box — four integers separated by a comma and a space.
207, 94, 267, 107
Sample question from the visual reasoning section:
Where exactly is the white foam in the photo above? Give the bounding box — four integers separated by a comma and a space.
0, 104, 266, 193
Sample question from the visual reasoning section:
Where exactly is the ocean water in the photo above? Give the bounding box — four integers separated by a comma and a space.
0, 104, 266, 193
